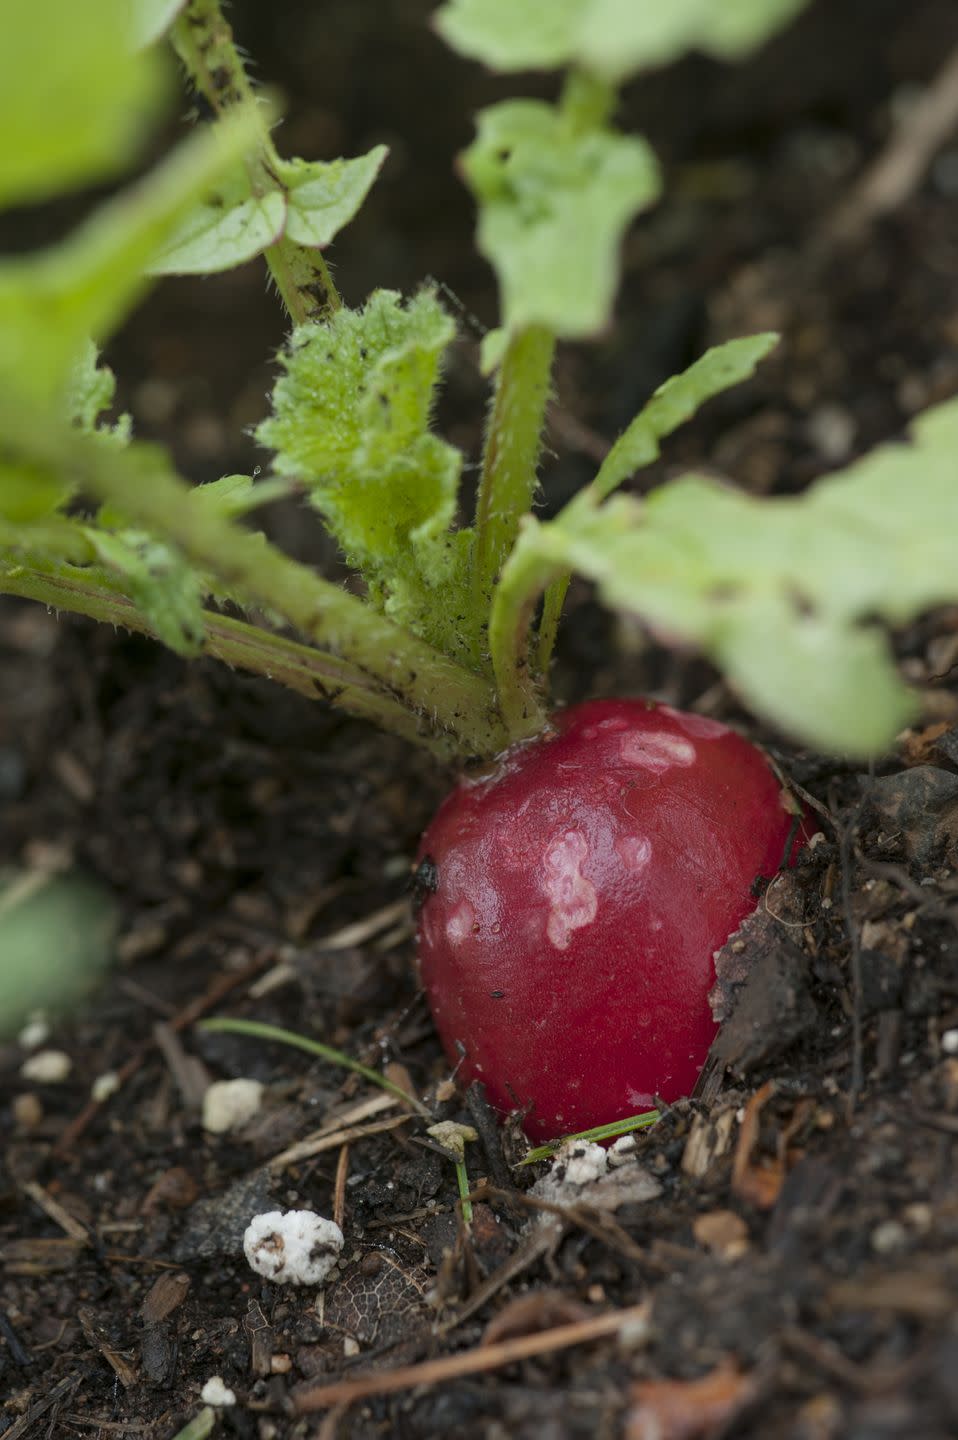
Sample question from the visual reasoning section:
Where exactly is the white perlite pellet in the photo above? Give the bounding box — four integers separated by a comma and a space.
243, 1209, 344, 1286
202, 1077, 264, 1134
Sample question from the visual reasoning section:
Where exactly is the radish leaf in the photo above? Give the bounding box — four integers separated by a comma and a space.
279, 148, 388, 248
462, 100, 660, 338
258, 289, 478, 660
505, 396, 958, 755
0, 0, 166, 207
436, 0, 811, 82
593, 333, 779, 499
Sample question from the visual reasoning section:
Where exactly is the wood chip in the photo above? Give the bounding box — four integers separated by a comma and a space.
692, 1209, 750, 1260
140, 1271, 191, 1324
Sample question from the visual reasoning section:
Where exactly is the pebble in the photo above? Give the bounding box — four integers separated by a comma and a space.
202, 1077, 264, 1134
199, 1375, 236, 1407
871, 1219, 908, 1255
20, 1049, 72, 1083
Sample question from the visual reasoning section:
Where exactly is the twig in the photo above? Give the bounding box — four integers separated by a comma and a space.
1, 1373, 82, 1440
333, 1145, 350, 1231
470, 1181, 663, 1271
316, 899, 410, 952
268, 1113, 415, 1172
821, 41, 958, 247
293, 1302, 650, 1412
21, 1181, 91, 1246
78, 1308, 137, 1389
437, 1219, 561, 1335
153, 1021, 210, 1109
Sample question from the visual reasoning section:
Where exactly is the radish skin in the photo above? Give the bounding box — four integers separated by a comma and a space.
416, 699, 800, 1141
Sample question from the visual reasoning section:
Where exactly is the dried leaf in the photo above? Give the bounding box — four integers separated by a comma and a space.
731, 1082, 785, 1210
680, 1109, 736, 1181
626, 1362, 758, 1440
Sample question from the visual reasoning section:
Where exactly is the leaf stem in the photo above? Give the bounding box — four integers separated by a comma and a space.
1, 409, 509, 757
487, 520, 564, 740
535, 574, 570, 677
171, 0, 340, 324
0, 563, 453, 754
471, 326, 554, 739
472, 326, 554, 613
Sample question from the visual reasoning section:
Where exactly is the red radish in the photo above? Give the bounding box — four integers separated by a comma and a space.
416, 698, 801, 1141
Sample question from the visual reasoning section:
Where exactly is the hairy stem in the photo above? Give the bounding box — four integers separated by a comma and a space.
1, 406, 509, 756
535, 573, 570, 676
171, 0, 340, 324
0, 564, 453, 754
471, 325, 555, 655
487, 521, 561, 740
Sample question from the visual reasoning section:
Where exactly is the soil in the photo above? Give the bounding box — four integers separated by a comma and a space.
4, 2, 958, 1436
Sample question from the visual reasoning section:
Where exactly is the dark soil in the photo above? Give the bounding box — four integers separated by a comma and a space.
4, 2, 958, 1436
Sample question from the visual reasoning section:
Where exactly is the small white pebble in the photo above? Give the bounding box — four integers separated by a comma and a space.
904, 1202, 933, 1233
618, 1312, 652, 1351
91, 1071, 120, 1103
202, 1077, 264, 1134
18, 1016, 51, 1050
20, 1049, 71, 1083
607, 1135, 639, 1168
244, 1209, 344, 1286
553, 1140, 608, 1186
343, 1336, 360, 1357
12, 1093, 43, 1129
806, 404, 856, 463
871, 1220, 907, 1255
942, 1029, 958, 1055
199, 1375, 236, 1407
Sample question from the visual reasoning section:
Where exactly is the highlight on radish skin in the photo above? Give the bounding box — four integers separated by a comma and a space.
415, 698, 803, 1142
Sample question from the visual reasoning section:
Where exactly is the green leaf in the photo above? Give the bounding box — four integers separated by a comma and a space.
0, 869, 118, 1039
150, 146, 386, 275
436, 0, 810, 82
86, 529, 207, 655
512, 396, 958, 756
0, 0, 167, 208
258, 289, 476, 659
435, 0, 582, 72
0, 106, 261, 409
462, 100, 660, 338
65, 339, 131, 446
66, 340, 118, 433
192, 474, 294, 516
150, 181, 286, 275
279, 147, 388, 247
0, 342, 127, 524
593, 333, 779, 499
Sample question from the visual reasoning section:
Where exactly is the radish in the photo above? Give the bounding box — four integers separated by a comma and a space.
416, 698, 800, 1141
